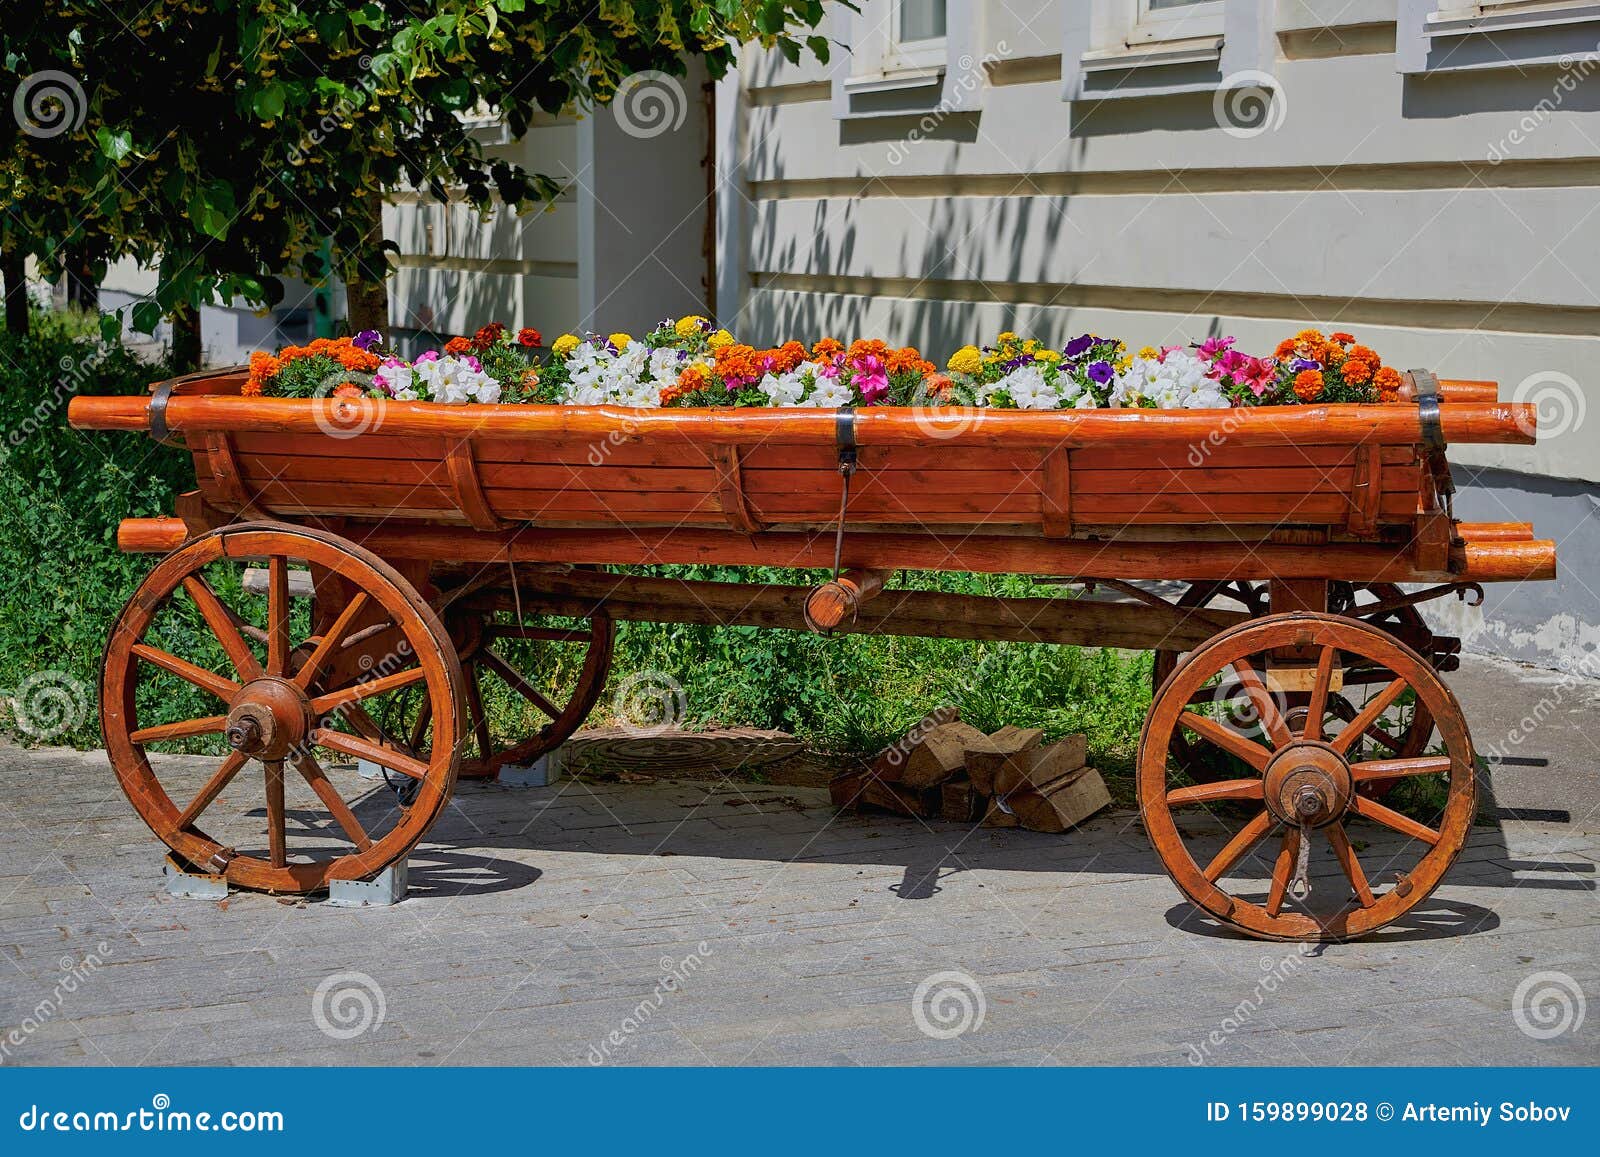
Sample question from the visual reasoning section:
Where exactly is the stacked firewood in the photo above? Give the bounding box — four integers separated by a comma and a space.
830, 710, 1111, 833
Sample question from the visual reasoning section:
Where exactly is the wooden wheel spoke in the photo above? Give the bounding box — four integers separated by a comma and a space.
1230, 656, 1291, 748
1165, 778, 1264, 807
1178, 711, 1271, 772
1326, 823, 1376, 907
264, 758, 287, 868
1302, 645, 1336, 741
310, 727, 431, 781
292, 753, 372, 851
407, 693, 434, 752
1202, 809, 1275, 882
131, 643, 240, 702
293, 591, 371, 690
175, 750, 248, 829
1184, 681, 1245, 707
462, 666, 493, 763
131, 714, 227, 744
1350, 794, 1441, 846
1330, 676, 1408, 756
309, 665, 428, 715
1265, 827, 1300, 917
181, 576, 263, 682
478, 648, 560, 718
266, 556, 291, 676
1352, 755, 1453, 782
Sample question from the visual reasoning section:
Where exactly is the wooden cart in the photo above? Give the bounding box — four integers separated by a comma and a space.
68, 369, 1555, 940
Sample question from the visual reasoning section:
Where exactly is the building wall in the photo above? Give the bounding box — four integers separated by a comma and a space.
718, 0, 1600, 672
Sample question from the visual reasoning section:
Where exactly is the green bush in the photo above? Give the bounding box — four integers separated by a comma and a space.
0, 316, 1151, 771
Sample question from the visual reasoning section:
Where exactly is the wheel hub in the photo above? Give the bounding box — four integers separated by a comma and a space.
1262, 741, 1353, 828
224, 677, 311, 759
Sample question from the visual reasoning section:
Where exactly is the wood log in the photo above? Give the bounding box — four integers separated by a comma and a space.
829, 771, 869, 811
992, 734, 1087, 798
859, 778, 940, 819
67, 392, 1538, 448
1006, 767, 1113, 834
804, 568, 891, 631
871, 706, 960, 783
899, 720, 989, 789
966, 726, 1044, 795
940, 780, 980, 823
982, 799, 1021, 828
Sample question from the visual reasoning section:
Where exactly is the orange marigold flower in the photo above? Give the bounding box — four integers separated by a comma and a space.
444, 336, 472, 355
1274, 338, 1298, 360
713, 344, 760, 385
1293, 369, 1325, 402
1379, 389, 1402, 404
846, 338, 889, 364
1373, 366, 1402, 392
1348, 344, 1380, 367
332, 382, 365, 399
1341, 358, 1373, 385
811, 338, 843, 361
886, 346, 931, 375
243, 350, 279, 396
765, 340, 807, 374
676, 365, 709, 393
923, 372, 955, 397
473, 322, 507, 349
1321, 344, 1347, 366
1329, 332, 1355, 345
1294, 328, 1325, 345
517, 327, 542, 348
337, 347, 381, 372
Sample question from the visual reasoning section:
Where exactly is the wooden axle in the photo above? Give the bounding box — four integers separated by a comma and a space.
804, 568, 892, 631
459, 569, 1249, 652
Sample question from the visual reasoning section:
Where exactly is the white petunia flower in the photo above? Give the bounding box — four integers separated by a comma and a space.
757, 370, 806, 407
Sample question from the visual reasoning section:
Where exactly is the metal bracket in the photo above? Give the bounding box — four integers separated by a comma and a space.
163, 854, 229, 900
327, 861, 409, 907
146, 364, 250, 447
1408, 368, 1455, 521
829, 408, 858, 586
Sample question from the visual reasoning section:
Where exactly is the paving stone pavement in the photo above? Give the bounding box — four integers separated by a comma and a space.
1, 658, 1597, 1067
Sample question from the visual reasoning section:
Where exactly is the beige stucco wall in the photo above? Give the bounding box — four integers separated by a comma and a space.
718, 1, 1600, 486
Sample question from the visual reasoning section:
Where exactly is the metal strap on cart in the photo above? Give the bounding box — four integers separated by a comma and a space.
1408, 368, 1455, 521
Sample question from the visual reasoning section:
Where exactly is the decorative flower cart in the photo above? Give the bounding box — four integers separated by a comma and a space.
67, 368, 1554, 940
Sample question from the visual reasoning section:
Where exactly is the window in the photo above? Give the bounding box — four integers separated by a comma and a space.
897, 0, 947, 44
1064, 1, 1276, 101
1127, 0, 1225, 46
1398, 0, 1600, 73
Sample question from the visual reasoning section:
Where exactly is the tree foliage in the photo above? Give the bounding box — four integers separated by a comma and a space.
1, 1, 828, 336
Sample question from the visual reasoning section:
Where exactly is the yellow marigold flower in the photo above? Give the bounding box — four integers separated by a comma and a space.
1033, 350, 1060, 364
674, 315, 707, 338
608, 332, 633, 350
1114, 355, 1132, 372
947, 345, 983, 375
1138, 346, 1159, 360
1022, 339, 1039, 353
997, 331, 1018, 343
708, 329, 735, 350
552, 333, 580, 357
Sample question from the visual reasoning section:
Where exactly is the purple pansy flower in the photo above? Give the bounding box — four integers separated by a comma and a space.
1063, 334, 1097, 359
1086, 360, 1114, 385
352, 329, 382, 352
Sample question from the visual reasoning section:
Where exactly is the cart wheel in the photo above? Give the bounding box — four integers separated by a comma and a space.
388, 607, 614, 780
102, 523, 464, 894
1139, 612, 1475, 941
1153, 582, 1436, 787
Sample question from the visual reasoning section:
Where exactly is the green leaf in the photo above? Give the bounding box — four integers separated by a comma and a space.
806, 35, 830, 64
98, 311, 122, 344
130, 301, 162, 334
252, 82, 287, 121
95, 128, 133, 163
